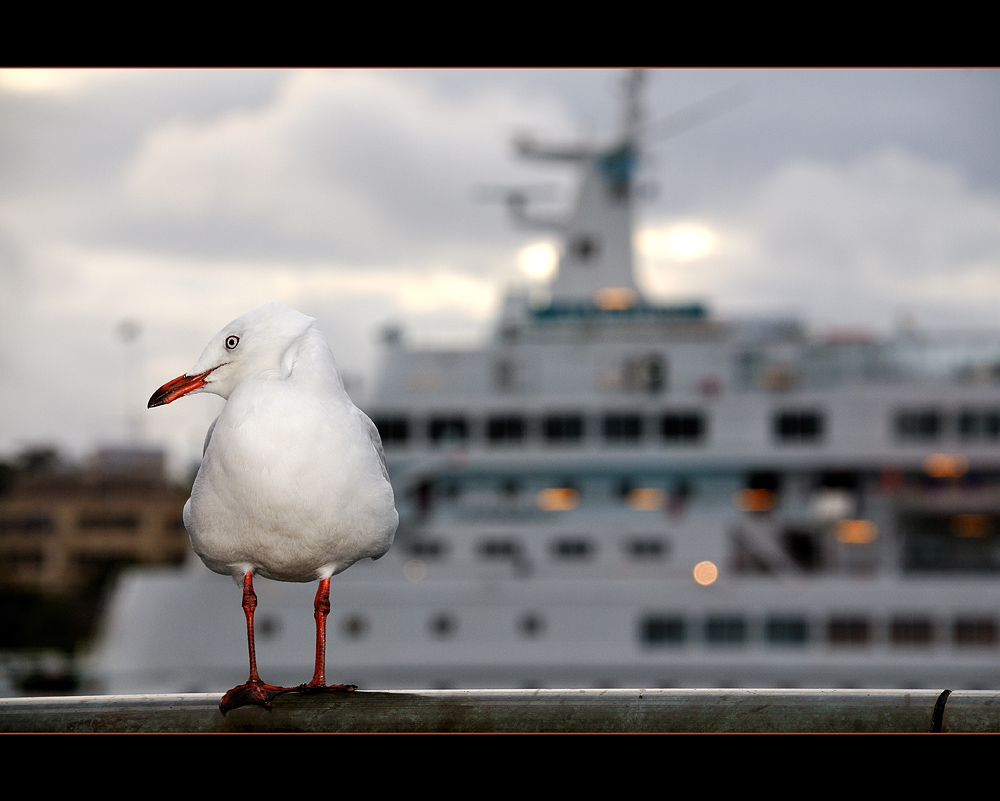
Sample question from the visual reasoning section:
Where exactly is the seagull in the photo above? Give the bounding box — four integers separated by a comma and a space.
148, 302, 398, 712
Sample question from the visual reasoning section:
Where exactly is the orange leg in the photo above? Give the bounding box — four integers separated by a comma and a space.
219, 571, 291, 713
307, 577, 331, 686
300, 577, 355, 693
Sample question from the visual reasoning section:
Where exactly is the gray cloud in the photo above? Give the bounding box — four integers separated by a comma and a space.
0, 68, 997, 471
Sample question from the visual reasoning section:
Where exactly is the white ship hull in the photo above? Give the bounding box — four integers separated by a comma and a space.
92, 563, 1000, 693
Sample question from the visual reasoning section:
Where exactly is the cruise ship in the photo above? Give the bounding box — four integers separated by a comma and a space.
90, 74, 1000, 694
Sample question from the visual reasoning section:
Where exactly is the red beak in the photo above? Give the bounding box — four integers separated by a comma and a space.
148, 369, 215, 408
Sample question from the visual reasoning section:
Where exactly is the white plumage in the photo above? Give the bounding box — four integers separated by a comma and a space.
148, 302, 397, 710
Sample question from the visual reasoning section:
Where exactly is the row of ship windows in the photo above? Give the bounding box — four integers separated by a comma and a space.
408, 536, 669, 561
324, 612, 1000, 647
895, 409, 1000, 441
375, 412, 704, 446
374, 408, 1000, 447
641, 615, 999, 647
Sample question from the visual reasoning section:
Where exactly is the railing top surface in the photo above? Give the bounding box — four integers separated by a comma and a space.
2, 688, 997, 733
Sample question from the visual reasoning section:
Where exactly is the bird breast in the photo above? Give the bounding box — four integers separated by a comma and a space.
183, 371, 397, 583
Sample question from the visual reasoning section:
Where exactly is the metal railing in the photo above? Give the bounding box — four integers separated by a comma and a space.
1, 687, 996, 732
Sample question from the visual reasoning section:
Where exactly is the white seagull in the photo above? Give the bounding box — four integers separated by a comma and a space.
148, 302, 398, 712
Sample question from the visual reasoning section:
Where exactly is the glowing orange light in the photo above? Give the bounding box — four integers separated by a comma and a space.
536, 487, 580, 511
923, 453, 969, 479
693, 561, 718, 586
594, 287, 637, 311
627, 488, 665, 510
952, 514, 993, 538
834, 519, 878, 544
736, 488, 775, 512
761, 366, 796, 391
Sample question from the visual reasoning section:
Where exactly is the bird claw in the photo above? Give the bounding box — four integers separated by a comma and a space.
297, 682, 358, 694
220, 680, 356, 712
219, 680, 294, 713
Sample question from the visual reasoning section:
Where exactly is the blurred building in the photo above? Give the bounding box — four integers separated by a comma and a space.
0, 447, 188, 595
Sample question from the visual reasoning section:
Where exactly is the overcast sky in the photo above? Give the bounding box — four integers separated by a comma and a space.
1, 68, 998, 474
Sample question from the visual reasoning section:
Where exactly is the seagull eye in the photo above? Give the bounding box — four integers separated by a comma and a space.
225, 335, 240, 350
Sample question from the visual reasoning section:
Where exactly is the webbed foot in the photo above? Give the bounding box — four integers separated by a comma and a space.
297, 682, 357, 694
219, 680, 294, 713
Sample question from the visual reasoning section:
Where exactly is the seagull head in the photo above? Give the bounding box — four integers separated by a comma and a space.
148, 302, 318, 408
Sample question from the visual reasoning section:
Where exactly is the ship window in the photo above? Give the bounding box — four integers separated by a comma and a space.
661, 412, 704, 443
571, 234, 599, 262
783, 529, 822, 571
625, 537, 668, 559
429, 613, 457, 639
373, 416, 409, 446
487, 415, 526, 444
478, 538, 522, 559
551, 537, 594, 560
412, 479, 435, 517
494, 358, 520, 392
958, 410, 1000, 441
341, 615, 367, 638
900, 511, 1000, 572
774, 410, 824, 443
895, 409, 941, 441
766, 616, 809, 646
603, 413, 642, 442
623, 356, 666, 394
818, 470, 860, 491
641, 615, 686, 646
954, 618, 998, 646
748, 472, 781, 493
537, 486, 580, 511
428, 416, 468, 445
705, 616, 747, 645
256, 615, 281, 640
408, 540, 447, 559
544, 414, 584, 443
500, 479, 522, 498
625, 487, 665, 510
828, 617, 870, 645
891, 617, 933, 646
518, 612, 545, 638
737, 471, 781, 514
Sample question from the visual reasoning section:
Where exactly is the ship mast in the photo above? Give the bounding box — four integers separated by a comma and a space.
514, 71, 644, 311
